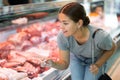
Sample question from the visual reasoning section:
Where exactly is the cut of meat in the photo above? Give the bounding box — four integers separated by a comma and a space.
14, 62, 40, 79
0, 72, 8, 80
2, 61, 23, 68
18, 52, 45, 65
0, 41, 15, 50
0, 68, 28, 80
7, 51, 26, 64
24, 12, 48, 19
0, 41, 15, 59
11, 17, 28, 25
21, 40, 33, 51
0, 59, 7, 67
7, 32, 30, 46
30, 36, 41, 45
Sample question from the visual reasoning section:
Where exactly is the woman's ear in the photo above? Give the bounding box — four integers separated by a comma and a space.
77, 19, 83, 28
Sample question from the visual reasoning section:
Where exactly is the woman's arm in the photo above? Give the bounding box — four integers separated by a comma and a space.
52, 49, 70, 70
95, 41, 117, 68
90, 41, 117, 74
46, 49, 70, 70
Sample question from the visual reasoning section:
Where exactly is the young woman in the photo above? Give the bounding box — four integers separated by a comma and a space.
42, 2, 116, 80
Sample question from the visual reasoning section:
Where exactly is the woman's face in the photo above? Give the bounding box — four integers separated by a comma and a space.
58, 13, 78, 37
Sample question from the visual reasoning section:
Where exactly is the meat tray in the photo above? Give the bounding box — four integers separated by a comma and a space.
0, 20, 71, 80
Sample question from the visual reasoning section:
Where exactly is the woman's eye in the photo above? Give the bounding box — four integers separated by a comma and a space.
63, 23, 68, 25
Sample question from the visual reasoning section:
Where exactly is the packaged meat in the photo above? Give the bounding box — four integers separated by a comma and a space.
24, 12, 48, 19
11, 17, 28, 25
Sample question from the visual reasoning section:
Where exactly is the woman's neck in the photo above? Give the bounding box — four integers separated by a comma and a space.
73, 27, 90, 44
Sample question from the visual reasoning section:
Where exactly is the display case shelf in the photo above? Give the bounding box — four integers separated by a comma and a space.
0, 1, 72, 22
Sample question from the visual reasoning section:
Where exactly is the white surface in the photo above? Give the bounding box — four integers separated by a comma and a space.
104, 14, 118, 30
38, 68, 58, 80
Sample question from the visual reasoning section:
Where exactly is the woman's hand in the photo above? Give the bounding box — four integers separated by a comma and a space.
89, 64, 99, 75
41, 59, 53, 67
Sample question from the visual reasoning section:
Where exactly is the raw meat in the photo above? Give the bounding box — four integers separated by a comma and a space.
11, 17, 28, 25
24, 12, 48, 19
7, 32, 30, 46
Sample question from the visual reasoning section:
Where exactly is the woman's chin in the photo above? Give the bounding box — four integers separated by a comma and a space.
64, 33, 70, 37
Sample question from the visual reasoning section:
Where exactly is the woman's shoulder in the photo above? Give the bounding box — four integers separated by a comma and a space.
88, 25, 110, 38
89, 25, 106, 33
57, 31, 71, 49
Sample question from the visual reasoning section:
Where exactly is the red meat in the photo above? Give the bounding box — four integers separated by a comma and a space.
24, 12, 48, 19
18, 52, 44, 65
0, 72, 8, 80
0, 41, 15, 59
0, 41, 15, 50
21, 40, 33, 51
14, 62, 40, 79
30, 36, 41, 45
7, 32, 30, 46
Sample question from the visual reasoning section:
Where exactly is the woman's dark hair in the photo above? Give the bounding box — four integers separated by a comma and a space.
59, 2, 90, 26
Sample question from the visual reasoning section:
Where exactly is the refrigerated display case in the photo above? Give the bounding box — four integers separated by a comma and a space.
0, 1, 73, 80
0, 1, 120, 80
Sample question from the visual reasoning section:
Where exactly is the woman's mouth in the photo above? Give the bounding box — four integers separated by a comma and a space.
63, 30, 67, 33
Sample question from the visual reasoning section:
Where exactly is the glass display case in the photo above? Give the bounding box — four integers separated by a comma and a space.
0, 1, 73, 80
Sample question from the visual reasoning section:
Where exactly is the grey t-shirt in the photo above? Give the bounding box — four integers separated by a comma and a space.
57, 25, 113, 58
